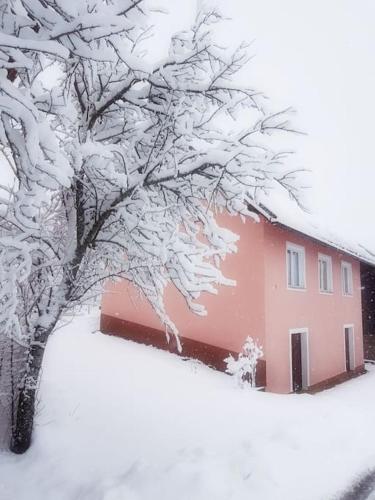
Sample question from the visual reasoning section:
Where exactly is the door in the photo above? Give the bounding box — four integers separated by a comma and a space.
291, 333, 303, 392
344, 326, 354, 371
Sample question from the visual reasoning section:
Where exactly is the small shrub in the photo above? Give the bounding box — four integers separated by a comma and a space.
225, 336, 263, 388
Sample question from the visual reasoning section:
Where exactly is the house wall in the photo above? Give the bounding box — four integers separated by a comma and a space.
101, 212, 365, 394
101, 213, 266, 358
263, 222, 364, 393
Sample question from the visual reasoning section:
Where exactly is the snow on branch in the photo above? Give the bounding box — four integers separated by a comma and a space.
0, 0, 301, 350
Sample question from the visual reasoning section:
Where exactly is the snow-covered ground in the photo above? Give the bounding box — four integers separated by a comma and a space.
1, 312, 375, 500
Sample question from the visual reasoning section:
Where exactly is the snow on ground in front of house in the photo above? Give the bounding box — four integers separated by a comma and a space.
1, 312, 375, 500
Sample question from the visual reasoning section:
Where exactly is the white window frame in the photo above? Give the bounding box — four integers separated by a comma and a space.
318, 253, 333, 293
341, 261, 353, 296
286, 242, 306, 290
289, 328, 310, 392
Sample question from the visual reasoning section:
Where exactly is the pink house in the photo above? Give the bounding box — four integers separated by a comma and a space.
101, 201, 375, 393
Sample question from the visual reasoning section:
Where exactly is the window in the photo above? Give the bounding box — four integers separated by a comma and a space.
287, 243, 305, 289
318, 253, 333, 293
341, 261, 353, 296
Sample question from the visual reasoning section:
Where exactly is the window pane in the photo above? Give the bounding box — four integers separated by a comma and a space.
287, 250, 292, 286
319, 260, 323, 288
293, 251, 299, 286
319, 259, 324, 290
287, 246, 305, 288
342, 265, 352, 294
292, 251, 300, 287
322, 261, 328, 290
319, 257, 332, 292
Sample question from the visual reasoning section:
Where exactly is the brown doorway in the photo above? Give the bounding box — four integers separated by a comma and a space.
291, 333, 302, 391
290, 329, 309, 392
344, 326, 355, 371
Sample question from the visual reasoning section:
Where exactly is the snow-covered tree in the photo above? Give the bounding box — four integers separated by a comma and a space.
0, 0, 300, 453
225, 336, 264, 388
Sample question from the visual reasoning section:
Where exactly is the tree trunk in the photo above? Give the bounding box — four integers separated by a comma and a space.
10, 324, 55, 454
10, 250, 81, 453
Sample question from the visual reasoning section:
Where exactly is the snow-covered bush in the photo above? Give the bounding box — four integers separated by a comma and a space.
225, 337, 263, 388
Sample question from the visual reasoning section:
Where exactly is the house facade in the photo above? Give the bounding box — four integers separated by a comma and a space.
101, 209, 368, 394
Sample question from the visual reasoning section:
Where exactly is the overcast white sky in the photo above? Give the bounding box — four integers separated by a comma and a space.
150, 0, 375, 249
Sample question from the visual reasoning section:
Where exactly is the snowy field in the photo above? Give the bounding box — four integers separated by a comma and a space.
1, 312, 375, 500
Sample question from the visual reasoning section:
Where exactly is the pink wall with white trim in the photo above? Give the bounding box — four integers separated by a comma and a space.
263, 222, 363, 393
101, 215, 364, 393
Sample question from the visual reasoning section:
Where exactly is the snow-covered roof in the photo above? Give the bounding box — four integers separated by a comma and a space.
250, 190, 375, 267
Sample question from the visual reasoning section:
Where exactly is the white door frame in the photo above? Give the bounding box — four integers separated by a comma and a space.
343, 324, 355, 371
289, 328, 310, 392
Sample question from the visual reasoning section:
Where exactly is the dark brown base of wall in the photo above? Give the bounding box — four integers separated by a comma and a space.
306, 365, 366, 394
100, 314, 365, 394
100, 314, 267, 387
